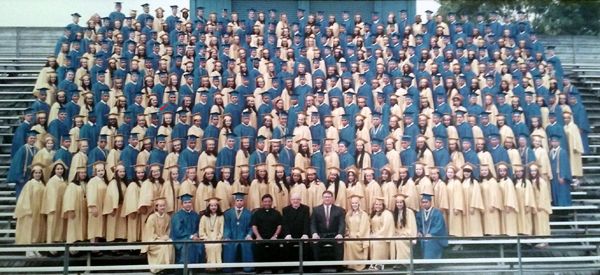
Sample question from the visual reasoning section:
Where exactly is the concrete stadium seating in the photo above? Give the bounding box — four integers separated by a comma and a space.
0, 29, 598, 273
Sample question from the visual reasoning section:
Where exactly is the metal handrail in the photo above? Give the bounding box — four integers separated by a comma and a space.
0, 235, 599, 274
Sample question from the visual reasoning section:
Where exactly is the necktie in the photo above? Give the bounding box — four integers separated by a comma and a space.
325, 206, 330, 227
237, 209, 241, 216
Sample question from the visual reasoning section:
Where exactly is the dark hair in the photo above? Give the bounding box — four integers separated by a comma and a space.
30, 168, 46, 185
261, 193, 273, 201
114, 168, 127, 204
322, 190, 334, 197
370, 202, 387, 218
49, 163, 67, 179
327, 174, 341, 199
203, 202, 224, 217
274, 172, 289, 193
393, 200, 408, 228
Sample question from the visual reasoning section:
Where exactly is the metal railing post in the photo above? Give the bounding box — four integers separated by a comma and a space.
409, 237, 414, 275
517, 236, 523, 275
63, 243, 69, 275
183, 242, 188, 275
298, 239, 304, 274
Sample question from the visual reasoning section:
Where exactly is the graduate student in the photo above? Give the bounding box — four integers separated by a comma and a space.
14, 163, 46, 250
142, 197, 175, 274
222, 193, 254, 273
415, 192, 448, 259
170, 193, 204, 265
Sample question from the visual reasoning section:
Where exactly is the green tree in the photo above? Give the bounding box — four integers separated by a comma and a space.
436, 0, 600, 35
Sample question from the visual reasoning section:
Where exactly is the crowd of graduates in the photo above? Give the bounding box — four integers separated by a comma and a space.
8, 1, 593, 273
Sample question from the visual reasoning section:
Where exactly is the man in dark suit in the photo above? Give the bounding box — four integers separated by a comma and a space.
311, 190, 345, 271
281, 192, 311, 272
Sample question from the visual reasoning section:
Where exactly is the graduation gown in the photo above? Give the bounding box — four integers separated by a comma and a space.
550, 147, 572, 206
123, 182, 142, 242
364, 180, 383, 215
480, 178, 503, 236
416, 208, 448, 259
533, 178, 552, 236
446, 179, 464, 237
290, 183, 309, 209
14, 179, 46, 244
223, 207, 254, 272
307, 181, 327, 209
564, 122, 584, 177
499, 177, 519, 236
142, 212, 175, 274
515, 179, 536, 235
42, 175, 67, 243
369, 210, 395, 260
87, 177, 108, 239
8, 144, 37, 198
194, 183, 216, 212
62, 181, 88, 243
170, 209, 203, 264
461, 180, 484, 237
346, 182, 366, 211
381, 181, 399, 212
103, 179, 127, 241
198, 214, 224, 264
344, 209, 370, 271
432, 180, 450, 223
400, 179, 419, 212
248, 180, 276, 210
390, 208, 418, 261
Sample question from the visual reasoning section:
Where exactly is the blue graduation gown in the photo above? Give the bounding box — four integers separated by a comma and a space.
550, 147, 572, 206
64, 101, 80, 126
489, 145, 511, 175
11, 121, 31, 155
309, 123, 326, 145
462, 149, 480, 179
8, 144, 37, 198
172, 123, 190, 141
433, 147, 450, 179
403, 123, 420, 148
148, 148, 167, 166
95, 101, 111, 128
79, 122, 100, 150
120, 145, 139, 180
310, 151, 326, 181
455, 122, 473, 140
401, 147, 418, 178
233, 124, 257, 152
519, 147, 536, 168
47, 119, 69, 149
178, 148, 200, 181
371, 150, 388, 178
53, 146, 72, 168
223, 103, 242, 128
339, 151, 355, 181
278, 147, 295, 176
571, 102, 591, 154
87, 147, 107, 175
416, 208, 448, 259
216, 147, 236, 178
546, 122, 568, 152
223, 207, 254, 272
248, 150, 268, 179
170, 209, 204, 264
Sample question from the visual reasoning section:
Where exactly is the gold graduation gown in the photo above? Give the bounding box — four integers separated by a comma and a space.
390, 208, 417, 261
42, 175, 67, 243
446, 179, 464, 237
272, 183, 290, 211
400, 179, 419, 212
307, 181, 327, 209
62, 181, 87, 243
14, 179, 46, 244
194, 183, 216, 212
33, 148, 55, 182
369, 210, 395, 260
515, 179, 536, 235
142, 212, 175, 274
364, 180, 383, 215
198, 214, 224, 264
103, 179, 127, 241
564, 122, 584, 177
139, 180, 161, 222
533, 178, 552, 236
247, 180, 273, 210
123, 182, 142, 242
105, 149, 121, 181
480, 178, 503, 236
215, 181, 234, 210
461, 180, 484, 237
432, 179, 450, 223
344, 210, 370, 271
499, 177, 519, 236
381, 181, 399, 211
86, 177, 108, 239
346, 182, 366, 211
289, 183, 309, 209
68, 152, 87, 182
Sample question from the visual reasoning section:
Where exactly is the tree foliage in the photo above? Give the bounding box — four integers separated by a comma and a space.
436, 0, 600, 35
